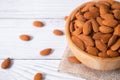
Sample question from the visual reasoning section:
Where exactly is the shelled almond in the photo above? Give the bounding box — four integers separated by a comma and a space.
70, 0, 120, 58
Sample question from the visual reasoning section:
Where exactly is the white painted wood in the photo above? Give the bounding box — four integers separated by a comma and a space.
0, 60, 84, 80
0, 19, 67, 59
0, 0, 90, 18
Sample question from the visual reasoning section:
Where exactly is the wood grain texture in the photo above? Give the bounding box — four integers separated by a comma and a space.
0, 60, 84, 80
0, 19, 67, 59
0, 0, 89, 18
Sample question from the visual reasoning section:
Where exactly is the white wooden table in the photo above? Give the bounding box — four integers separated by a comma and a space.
0, 0, 90, 80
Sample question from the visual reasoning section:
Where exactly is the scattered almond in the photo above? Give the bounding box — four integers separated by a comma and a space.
40, 48, 52, 56
68, 56, 81, 64
64, 16, 68, 21
19, 34, 31, 41
34, 73, 43, 80
53, 29, 64, 36
1, 58, 11, 69
33, 21, 44, 27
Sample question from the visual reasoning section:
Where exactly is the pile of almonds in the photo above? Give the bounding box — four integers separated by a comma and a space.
70, 0, 120, 58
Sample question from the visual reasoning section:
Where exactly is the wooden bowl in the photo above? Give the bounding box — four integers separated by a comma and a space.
65, 1, 120, 71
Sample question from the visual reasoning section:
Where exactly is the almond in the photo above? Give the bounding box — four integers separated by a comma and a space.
34, 73, 43, 80
99, 5, 109, 15
86, 46, 99, 56
33, 21, 44, 27
101, 13, 114, 20
111, 39, 120, 51
75, 20, 84, 28
89, 6, 99, 13
64, 16, 68, 21
75, 13, 86, 22
93, 32, 103, 40
99, 26, 113, 33
78, 34, 94, 47
71, 36, 85, 50
111, 1, 120, 9
19, 34, 31, 41
102, 19, 118, 27
114, 24, 120, 36
81, 2, 95, 12
98, 52, 110, 58
84, 11, 99, 19
68, 56, 81, 64
96, 17, 103, 26
107, 49, 119, 57
113, 10, 120, 20
72, 28, 82, 36
95, 40, 107, 52
40, 48, 52, 56
100, 33, 112, 43
95, 1, 110, 7
1, 58, 11, 69
108, 35, 118, 47
83, 21, 92, 35
91, 19, 99, 32
53, 29, 64, 36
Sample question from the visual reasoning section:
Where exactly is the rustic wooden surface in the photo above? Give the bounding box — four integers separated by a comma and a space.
0, 0, 90, 80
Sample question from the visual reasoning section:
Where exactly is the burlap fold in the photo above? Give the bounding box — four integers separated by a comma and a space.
59, 47, 120, 80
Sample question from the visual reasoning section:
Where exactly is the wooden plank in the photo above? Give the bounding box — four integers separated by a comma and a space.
0, 19, 67, 59
0, 0, 89, 18
0, 60, 84, 80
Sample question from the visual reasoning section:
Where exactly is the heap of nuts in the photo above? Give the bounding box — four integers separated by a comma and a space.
70, 0, 120, 58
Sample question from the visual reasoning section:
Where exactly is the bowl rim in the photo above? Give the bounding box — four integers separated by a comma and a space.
65, 1, 120, 62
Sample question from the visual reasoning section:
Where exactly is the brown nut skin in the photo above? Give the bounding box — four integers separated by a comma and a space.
84, 11, 99, 19
95, 40, 107, 52
111, 1, 120, 9
33, 21, 44, 27
102, 19, 118, 27
1, 58, 11, 69
68, 56, 81, 64
107, 50, 119, 57
86, 46, 99, 56
19, 35, 31, 41
72, 36, 85, 50
34, 73, 43, 80
40, 48, 52, 56
83, 21, 92, 35
96, 17, 104, 26
78, 34, 94, 47
99, 26, 113, 33
113, 10, 120, 20
114, 24, 120, 36
91, 19, 99, 32
108, 35, 118, 47
98, 52, 110, 58
99, 5, 109, 15
111, 39, 120, 51
53, 29, 64, 36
